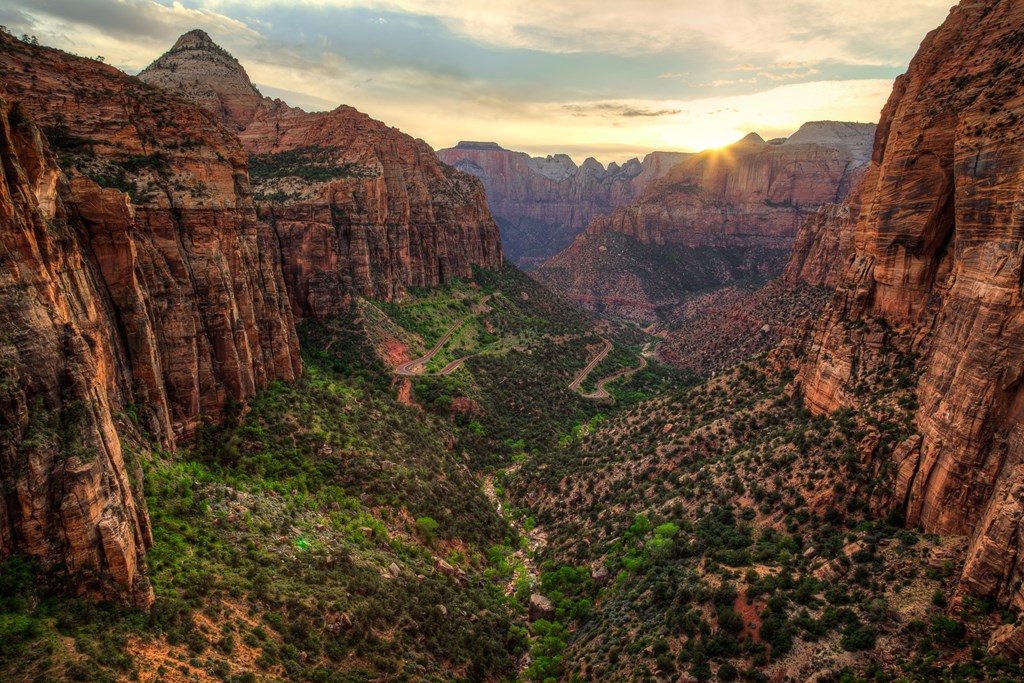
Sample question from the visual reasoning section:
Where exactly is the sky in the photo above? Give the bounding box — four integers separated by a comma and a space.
0, 0, 955, 164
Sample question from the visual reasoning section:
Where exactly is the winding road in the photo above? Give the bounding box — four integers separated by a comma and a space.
581, 354, 648, 399
567, 338, 613, 392
395, 318, 469, 376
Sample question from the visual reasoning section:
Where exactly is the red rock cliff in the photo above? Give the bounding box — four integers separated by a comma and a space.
139, 30, 503, 318
0, 32, 303, 603
0, 92, 153, 606
533, 124, 873, 320
797, 0, 1024, 650
582, 124, 873, 250
0, 33, 302, 446
436, 141, 690, 267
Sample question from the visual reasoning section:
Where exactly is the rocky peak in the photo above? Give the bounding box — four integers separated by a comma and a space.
526, 153, 579, 181
736, 132, 767, 146
141, 30, 503, 313
139, 30, 263, 129
784, 120, 876, 165
170, 28, 218, 51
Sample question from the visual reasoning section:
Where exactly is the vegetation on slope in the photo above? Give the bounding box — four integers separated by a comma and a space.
505, 319, 1024, 682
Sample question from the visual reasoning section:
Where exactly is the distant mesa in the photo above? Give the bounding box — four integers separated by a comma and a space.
454, 141, 507, 151
532, 119, 876, 321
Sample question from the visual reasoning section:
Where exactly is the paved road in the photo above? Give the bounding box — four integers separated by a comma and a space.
395, 318, 468, 376
581, 354, 648, 399
568, 338, 613, 392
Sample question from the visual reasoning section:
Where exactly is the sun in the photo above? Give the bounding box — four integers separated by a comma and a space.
661, 125, 747, 154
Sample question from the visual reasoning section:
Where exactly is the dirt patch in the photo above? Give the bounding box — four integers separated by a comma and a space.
735, 591, 765, 642
394, 377, 422, 409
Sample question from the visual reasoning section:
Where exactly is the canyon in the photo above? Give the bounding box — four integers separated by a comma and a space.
3, 0, 1024, 677
533, 121, 876, 320
437, 141, 689, 267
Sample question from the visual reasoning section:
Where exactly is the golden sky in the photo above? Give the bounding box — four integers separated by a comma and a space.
2, 0, 955, 163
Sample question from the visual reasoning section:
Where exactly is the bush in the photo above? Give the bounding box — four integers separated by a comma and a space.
840, 621, 877, 651
718, 661, 739, 681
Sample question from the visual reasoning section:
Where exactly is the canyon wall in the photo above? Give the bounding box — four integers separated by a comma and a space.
0, 93, 154, 607
0, 31, 303, 602
140, 30, 503, 318
795, 0, 1024, 651
533, 123, 874, 320
437, 141, 690, 267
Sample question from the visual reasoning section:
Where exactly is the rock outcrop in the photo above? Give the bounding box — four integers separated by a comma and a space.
0, 31, 303, 602
795, 0, 1024, 650
437, 142, 689, 267
140, 31, 503, 317
0, 94, 154, 606
533, 123, 874, 320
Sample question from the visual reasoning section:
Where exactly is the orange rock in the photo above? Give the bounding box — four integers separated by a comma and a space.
795, 0, 1024, 647
535, 123, 873, 318
139, 31, 503, 318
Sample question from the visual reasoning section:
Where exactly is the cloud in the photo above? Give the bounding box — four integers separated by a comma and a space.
3, 0, 262, 70
563, 103, 684, 118
200, 0, 952, 66
710, 78, 758, 87
8, 1, 940, 164
18, 0, 258, 43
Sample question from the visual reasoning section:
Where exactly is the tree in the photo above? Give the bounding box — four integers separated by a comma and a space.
415, 516, 439, 543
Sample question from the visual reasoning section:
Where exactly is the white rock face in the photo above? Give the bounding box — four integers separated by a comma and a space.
526, 153, 579, 181
784, 121, 876, 166
138, 29, 264, 130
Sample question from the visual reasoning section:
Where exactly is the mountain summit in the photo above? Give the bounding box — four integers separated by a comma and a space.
139, 29, 263, 129
139, 30, 503, 314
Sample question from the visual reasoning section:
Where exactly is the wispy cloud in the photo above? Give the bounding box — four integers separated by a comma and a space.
5, 0, 952, 163
564, 103, 684, 118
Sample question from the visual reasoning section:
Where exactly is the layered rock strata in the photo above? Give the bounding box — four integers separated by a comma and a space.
140, 30, 503, 317
437, 141, 690, 266
795, 0, 1024, 650
0, 31, 303, 602
534, 123, 874, 319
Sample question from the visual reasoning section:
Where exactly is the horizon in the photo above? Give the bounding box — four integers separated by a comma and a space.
2, 0, 953, 164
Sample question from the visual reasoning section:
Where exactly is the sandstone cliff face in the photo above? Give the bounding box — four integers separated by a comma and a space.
139, 31, 503, 318
534, 123, 873, 320
581, 127, 872, 249
0, 32, 302, 445
0, 93, 152, 606
782, 199, 860, 289
796, 0, 1024, 649
0, 32, 303, 603
436, 142, 690, 267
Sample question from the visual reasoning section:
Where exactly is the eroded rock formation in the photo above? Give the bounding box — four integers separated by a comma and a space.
140, 30, 503, 317
795, 0, 1024, 651
437, 141, 689, 267
0, 31, 302, 602
534, 123, 874, 320
0, 93, 154, 606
